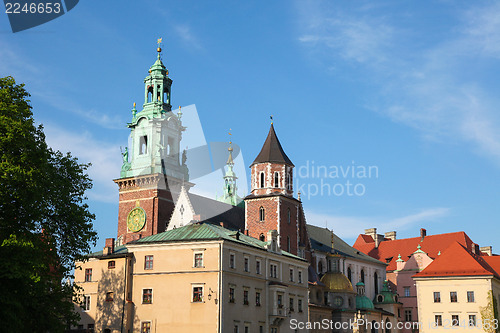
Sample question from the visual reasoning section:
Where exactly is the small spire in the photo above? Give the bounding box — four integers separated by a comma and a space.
227, 129, 234, 164
157, 37, 163, 54
132, 102, 137, 117
177, 106, 183, 119
298, 191, 301, 200
331, 230, 335, 253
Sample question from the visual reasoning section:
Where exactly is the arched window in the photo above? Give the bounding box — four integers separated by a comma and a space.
156, 85, 161, 102
259, 207, 265, 221
287, 208, 291, 224
147, 86, 153, 103
374, 272, 379, 294
274, 172, 279, 187
347, 267, 352, 282
360, 269, 365, 283
260, 172, 265, 188
385, 318, 391, 333
371, 321, 377, 333
259, 234, 265, 241
318, 261, 323, 274
287, 236, 291, 252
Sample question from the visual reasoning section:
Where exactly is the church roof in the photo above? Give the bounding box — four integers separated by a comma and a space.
306, 224, 385, 266
251, 124, 294, 167
353, 231, 476, 271
187, 192, 245, 230
414, 242, 500, 279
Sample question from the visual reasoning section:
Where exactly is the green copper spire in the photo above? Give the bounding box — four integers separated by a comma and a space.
217, 133, 243, 207
120, 41, 186, 181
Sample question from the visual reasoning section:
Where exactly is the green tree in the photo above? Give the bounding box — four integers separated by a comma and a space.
0, 76, 97, 332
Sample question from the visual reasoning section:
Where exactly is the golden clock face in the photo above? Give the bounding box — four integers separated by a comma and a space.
127, 207, 146, 232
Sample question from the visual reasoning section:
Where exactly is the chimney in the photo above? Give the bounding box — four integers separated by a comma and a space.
385, 231, 397, 241
420, 228, 427, 241
104, 238, 115, 255
480, 246, 493, 256
365, 228, 384, 248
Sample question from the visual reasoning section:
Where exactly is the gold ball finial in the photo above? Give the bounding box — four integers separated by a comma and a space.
133, 102, 136, 108
157, 47, 162, 53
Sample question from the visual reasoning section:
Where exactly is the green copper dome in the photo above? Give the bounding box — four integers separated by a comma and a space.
355, 282, 374, 310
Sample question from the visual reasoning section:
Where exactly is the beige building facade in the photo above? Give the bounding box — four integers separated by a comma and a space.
74, 224, 309, 333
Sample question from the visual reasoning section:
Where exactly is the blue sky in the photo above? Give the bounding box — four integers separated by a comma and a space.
2, 1, 500, 253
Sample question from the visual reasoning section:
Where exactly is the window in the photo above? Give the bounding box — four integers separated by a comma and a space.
347, 267, 352, 282
108, 261, 115, 269
194, 253, 203, 268
87, 324, 94, 333
141, 321, 151, 333
290, 268, 294, 282
451, 315, 459, 326
229, 287, 235, 303
139, 136, 148, 155
469, 315, 476, 326
256, 260, 261, 274
259, 207, 265, 221
256, 292, 261, 306
434, 315, 442, 326
142, 289, 152, 304
289, 297, 294, 311
260, 326, 264, 333
243, 290, 249, 305
193, 286, 203, 302
277, 294, 283, 308
260, 172, 265, 188
404, 286, 410, 297
271, 328, 278, 333
450, 291, 457, 302
230, 253, 235, 269
287, 208, 291, 224
318, 261, 323, 274
144, 255, 153, 270
85, 268, 92, 282
259, 234, 265, 241
244, 257, 249, 272
467, 291, 475, 302
82, 295, 90, 311
234, 325, 239, 333
105, 292, 114, 302
374, 272, 379, 294
404, 309, 412, 322
274, 172, 279, 187
245, 326, 249, 333
287, 236, 291, 252
360, 269, 365, 283
298, 271, 302, 283
298, 299, 303, 312
270, 263, 277, 278
434, 292, 441, 303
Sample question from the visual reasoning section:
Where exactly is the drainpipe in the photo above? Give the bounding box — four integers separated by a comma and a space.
121, 256, 128, 333
218, 242, 223, 333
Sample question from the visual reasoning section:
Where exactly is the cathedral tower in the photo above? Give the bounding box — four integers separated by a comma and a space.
114, 42, 190, 245
244, 124, 301, 255
217, 141, 243, 207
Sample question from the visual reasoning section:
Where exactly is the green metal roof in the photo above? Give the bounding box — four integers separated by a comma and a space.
131, 223, 305, 261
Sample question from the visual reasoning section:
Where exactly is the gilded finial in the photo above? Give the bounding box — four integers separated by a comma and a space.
133, 102, 136, 108
270, 115, 273, 124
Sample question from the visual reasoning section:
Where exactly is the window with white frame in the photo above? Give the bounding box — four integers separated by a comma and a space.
142, 289, 152, 304
141, 321, 151, 333
230, 253, 235, 269
194, 252, 204, 268
82, 295, 90, 311
256, 259, 261, 274
244, 256, 249, 272
192, 285, 204, 302
298, 270, 302, 283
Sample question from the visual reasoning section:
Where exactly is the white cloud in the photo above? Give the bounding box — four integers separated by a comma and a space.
296, 1, 500, 166
305, 207, 450, 239
43, 123, 122, 203
174, 24, 204, 51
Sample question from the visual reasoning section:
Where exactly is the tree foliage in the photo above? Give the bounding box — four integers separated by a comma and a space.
0, 76, 97, 332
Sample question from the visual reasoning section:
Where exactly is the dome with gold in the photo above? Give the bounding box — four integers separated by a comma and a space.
320, 272, 354, 293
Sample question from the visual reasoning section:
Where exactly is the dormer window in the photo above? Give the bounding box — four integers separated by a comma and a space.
260, 172, 265, 188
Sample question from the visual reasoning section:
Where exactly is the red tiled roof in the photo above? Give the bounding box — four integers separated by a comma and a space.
353, 231, 475, 271
414, 242, 499, 278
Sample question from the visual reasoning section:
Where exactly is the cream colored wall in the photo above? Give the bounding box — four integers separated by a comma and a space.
415, 276, 494, 333
127, 241, 220, 333
74, 256, 129, 333
220, 241, 309, 332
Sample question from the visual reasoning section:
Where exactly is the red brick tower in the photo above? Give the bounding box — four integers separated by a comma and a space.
244, 124, 302, 255
114, 44, 191, 245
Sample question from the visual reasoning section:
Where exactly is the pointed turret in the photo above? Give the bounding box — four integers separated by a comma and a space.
251, 124, 294, 167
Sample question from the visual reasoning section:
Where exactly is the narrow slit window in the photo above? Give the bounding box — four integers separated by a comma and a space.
260, 172, 265, 188
274, 172, 279, 187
